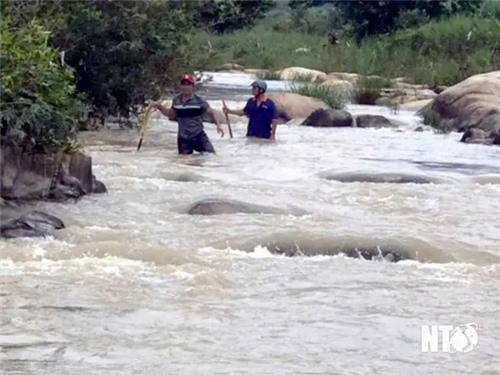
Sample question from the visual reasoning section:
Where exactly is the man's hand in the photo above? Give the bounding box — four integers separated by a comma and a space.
216, 124, 224, 137
222, 105, 230, 115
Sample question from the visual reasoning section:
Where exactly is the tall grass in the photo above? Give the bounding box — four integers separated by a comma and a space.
288, 82, 348, 109
480, 0, 500, 19
352, 76, 390, 105
194, 15, 500, 86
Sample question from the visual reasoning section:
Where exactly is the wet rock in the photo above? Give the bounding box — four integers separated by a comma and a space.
174, 172, 205, 182
270, 243, 412, 262
1, 145, 59, 200
1, 144, 107, 202
267, 92, 330, 122
493, 130, 500, 145
301, 109, 353, 127
460, 128, 489, 144
354, 115, 395, 128
415, 126, 424, 132
186, 198, 308, 216
460, 128, 500, 146
321, 172, 437, 184
48, 184, 83, 201
92, 176, 108, 193
67, 152, 93, 193
0, 210, 65, 239
419, 71, 500, 135
213, 233, 455, 263
399, 99, 433, 112
219, 237, 412, 262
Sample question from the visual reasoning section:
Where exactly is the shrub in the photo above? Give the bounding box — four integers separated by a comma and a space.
0, 18, 84, 151
353, 76, 390, 105
288, 82, 348, 109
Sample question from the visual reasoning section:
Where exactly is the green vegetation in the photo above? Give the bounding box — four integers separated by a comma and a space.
0, 18, 83, 151
352, 76, 389, 105
202, 15, 500, 87
0, 0, 272, 152
1, 0, 499, 151
289, 82, 348, 109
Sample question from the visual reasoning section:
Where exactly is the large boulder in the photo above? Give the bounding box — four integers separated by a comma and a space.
277, 67, 327, 82
1, 143, 107, 202
419, 71, 500, 138
301, 109, 353, 127
266, 92, 330, 122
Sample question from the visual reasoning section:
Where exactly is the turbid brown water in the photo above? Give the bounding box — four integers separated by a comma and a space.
1, 72, 499, 374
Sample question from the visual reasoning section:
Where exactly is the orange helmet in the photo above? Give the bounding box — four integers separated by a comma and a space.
180, 73, 195, 84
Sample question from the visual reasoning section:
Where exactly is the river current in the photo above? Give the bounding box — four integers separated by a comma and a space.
1, 72, 499, 374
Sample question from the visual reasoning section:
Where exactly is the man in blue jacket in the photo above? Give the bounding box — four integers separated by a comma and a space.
223, 80, 279, 141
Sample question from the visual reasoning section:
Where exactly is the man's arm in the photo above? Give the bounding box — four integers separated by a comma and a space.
269, 101, 279, 141
151, 101, 173, 118
223, 101, 247, 117
224, 108, 246, 116
270, 118, 278, 140
206, 107, 224, 137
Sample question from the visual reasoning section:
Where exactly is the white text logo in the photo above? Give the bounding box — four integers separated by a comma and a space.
421, 323, 478, 353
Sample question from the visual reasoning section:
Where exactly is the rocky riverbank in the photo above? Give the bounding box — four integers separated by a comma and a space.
0, 138, 107, 239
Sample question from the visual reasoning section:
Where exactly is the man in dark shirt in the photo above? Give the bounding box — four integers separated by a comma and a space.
151, 73, 224, 154
222, 79, 279, 141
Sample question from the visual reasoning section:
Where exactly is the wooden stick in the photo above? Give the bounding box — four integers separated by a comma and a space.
222, 100, 233, 139
137, 103, 153, 151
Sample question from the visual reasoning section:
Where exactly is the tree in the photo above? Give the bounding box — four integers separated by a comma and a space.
195, 0, 276, 33
332, 0, 485, 40
0, 18, 83, 151
50, 1, 202, 119
2, 0, 210, 121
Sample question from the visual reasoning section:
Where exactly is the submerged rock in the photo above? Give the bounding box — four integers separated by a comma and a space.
301, 109, 353, 127
186, 198, 308, 216
0, 210, 65, 239
213, 234, 455, 263
354, 115, 395, 128
164, 172, 206, 183
321, 172, 437, 184
269, 243, 412, 262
